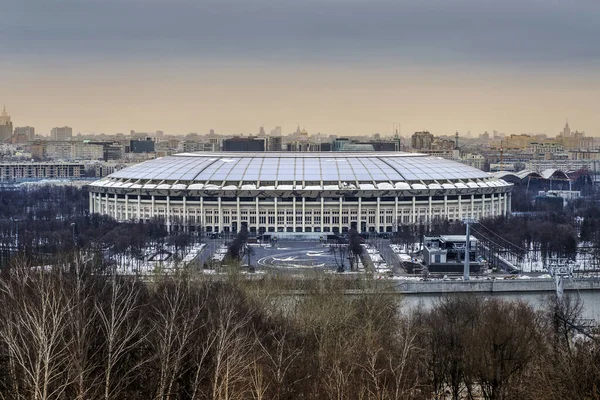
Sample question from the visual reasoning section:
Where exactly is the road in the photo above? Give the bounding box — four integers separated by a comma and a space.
193, 238, 224, 267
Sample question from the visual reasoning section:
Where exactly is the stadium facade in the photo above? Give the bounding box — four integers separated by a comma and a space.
88, 152, 512, 234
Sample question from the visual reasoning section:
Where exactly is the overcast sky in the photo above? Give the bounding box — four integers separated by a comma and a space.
2, 0, 599, 136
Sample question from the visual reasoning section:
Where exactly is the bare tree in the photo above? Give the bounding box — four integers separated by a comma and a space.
95, 275, 149, 400
348, 228, 364, 272
329, 243, 349, 272
470, 299, 544, 400
65, 253, 103, 400
149, 275, 206, 400
244, 245, 256, 272
252, 329, 303, 400
0, 262, 73, 400
211, 309, 253, 399
248, 351, 269, 400
387, 316, 423, 400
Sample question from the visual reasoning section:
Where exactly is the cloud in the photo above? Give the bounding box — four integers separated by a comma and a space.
2, 0, 599, 66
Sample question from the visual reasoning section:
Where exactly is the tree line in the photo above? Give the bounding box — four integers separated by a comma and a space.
0, 256, 597, 400
0, 186, 198, 270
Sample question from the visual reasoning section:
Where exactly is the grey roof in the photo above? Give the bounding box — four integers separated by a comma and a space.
106, 152, 490, 185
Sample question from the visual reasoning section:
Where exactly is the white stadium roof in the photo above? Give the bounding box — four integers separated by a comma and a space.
105, 152, 491, 185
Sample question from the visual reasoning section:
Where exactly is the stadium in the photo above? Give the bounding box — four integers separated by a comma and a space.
88, 152, 512, 235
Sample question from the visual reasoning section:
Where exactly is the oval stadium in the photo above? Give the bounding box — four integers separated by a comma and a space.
88, 152, 512, 235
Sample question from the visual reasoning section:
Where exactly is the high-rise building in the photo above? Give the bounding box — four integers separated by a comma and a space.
51, 126, 73, 141
130, 138, 155, 153
411, 131, 434, 150
0, 106, 13, 142
14, 126, 35, 141
267, 136, 282, 151
222, 137, 265, 152
270, 126, 282, 136
561, 121, 571, 138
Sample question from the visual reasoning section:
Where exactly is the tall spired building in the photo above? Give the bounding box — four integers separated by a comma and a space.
561, 120, 571, 137
0, 106, 13, 142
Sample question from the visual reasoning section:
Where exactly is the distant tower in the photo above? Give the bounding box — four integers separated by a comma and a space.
270, 126, 282, 136
0, 105, 13, 141
454, 131, 459, 150
562, 120, 571, 137
394, 129, 401, 151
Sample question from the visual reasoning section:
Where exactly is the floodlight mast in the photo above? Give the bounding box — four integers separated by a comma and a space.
463, 219, 477, 281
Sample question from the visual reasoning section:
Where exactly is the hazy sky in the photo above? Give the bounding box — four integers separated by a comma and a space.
2, 0, 599, 136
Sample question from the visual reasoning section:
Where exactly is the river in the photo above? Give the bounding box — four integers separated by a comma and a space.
400, 290, 600, 322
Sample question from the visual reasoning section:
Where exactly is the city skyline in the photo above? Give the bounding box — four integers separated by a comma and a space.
2, 0, 599, 136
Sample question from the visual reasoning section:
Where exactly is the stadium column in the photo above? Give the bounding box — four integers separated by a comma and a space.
444, 195, 448, 217
200, 196, 204, 230
89, 193, 94, 214
114, 194, 118, 221
166, 196, 171, 233
125, 195, 129, 220
507, 192, 511, 214
255, 197, 260, 233
137, 195, 141, 222
302, 197, 306, 232
411, 196, 416, 224
183, 196, 187, 232
483, 194, 487, 217
339, 197, 343, 232
358, 197, 362, 232
274, 197, 278, 232
151, 195, 155, 219
292, 197, 296, 231
490, 193, 494, 216
428, 195, 432, 224
218, 197, 223, 234
236, 197, 241, 233
458, 195, 462, 220
394, 196, 399, 233
376, 197, 380, 232
320, 197, 324, 232
471, 194, 475, 220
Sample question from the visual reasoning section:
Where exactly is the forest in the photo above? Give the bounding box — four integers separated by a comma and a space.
0, 259, 597, 400
0, 185, 198, 270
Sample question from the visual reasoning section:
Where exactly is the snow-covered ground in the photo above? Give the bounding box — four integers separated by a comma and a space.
390, 244, 418, 263
390, 243, 423, 254
248, 243, 272, 248
112, 243, 207, 275
211, 245, 228, 262
362, 244, 390, 274
485, 245, 600, 274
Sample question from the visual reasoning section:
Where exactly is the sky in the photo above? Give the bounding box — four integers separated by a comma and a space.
1, 0, 599, 136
